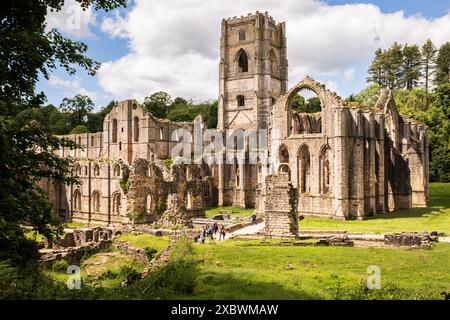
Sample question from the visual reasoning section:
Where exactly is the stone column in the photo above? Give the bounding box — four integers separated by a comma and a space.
332, 108, 349, 219
264, 173, 298, 238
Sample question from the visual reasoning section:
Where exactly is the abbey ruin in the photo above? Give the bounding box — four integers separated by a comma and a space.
41, 11, 429, 226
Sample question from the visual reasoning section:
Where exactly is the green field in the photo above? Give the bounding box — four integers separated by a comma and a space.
205, 206, 255, 218
18, 183, 450, 300
188, 240, 450, 299
298, 183, 450, 235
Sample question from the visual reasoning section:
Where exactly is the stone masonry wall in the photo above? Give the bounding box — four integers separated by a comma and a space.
264, 173, 298, 237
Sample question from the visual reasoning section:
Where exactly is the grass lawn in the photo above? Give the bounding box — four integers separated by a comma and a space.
299, 182, 450, 235
189, 240, 450, 299
114, 233, 170, 251
205, 205, 255, 218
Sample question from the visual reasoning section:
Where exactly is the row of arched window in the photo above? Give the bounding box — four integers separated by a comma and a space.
278, 144, 331, 195
72, 190, 122, 215
73, 164, 121, 177
235, 48, 279, 74
111, 117, 140, 144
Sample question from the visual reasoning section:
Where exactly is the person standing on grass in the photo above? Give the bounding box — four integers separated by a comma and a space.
220, 225, 226, 240
213, 222, 218, 234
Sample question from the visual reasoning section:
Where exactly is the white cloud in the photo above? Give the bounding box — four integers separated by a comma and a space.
48, 75, 98, 101
97, 0, 450, 101
46, 0, 95, 38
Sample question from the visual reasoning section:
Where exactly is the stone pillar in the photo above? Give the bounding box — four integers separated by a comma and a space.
264, 173, 298, 238
333, 108, 349, 219
218, 161, 225, 207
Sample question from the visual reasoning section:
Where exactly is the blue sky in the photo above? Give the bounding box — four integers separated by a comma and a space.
39, 0, 450, 110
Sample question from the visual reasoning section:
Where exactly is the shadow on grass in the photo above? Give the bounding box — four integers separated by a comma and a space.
188, 271, 320, 300
364, 206, 446, 220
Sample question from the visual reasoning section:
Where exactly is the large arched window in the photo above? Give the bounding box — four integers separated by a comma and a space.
92, 191, 101, 212
73, 190, 82, 211
134, 117, 139, 142
289, 88, 322, 134
112, 193, 121, 215
112, 119, 118, 143
298, 145, 311, 194
237, 49, 248, 73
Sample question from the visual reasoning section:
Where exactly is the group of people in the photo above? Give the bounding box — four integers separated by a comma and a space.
197, 222, 226, 243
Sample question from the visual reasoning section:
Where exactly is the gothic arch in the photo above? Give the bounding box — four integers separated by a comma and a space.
235, 48, 249, 73
113, 164, 121, 177
145, 194, 153, 214
297, 144, 311, 194
269, 49, 278, 74
112, 119, 118, 143
319, 145, 332, 195
112, 192, 121, 215
73, 189, 82, 211
278, 144, 290, 163
134, 116, 139, 142
94, 164, 100, 176
92, 190, 101, 212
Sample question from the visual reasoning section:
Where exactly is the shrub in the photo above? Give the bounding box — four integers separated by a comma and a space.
144, 247, 158, 261
52, 259, 70, 273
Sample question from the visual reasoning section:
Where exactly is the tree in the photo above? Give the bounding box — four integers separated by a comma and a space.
421, 39, 437, 94
69, 125, 90, 134
86, 100, 116, 133
402, 44, 422, 90
0, 0, 126, 264
167, 98, 218, 128
142, 91, 173, 118
367, 48, 386, 87
435, 42, 450, 85
353, 84, 380, 107
60, 94, 94, 127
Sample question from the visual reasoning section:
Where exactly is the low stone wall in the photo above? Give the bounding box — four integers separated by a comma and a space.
39, 240, 111, 266
44, 226, 116, 249
113, 240, 149, 264
384, 232, 436, 248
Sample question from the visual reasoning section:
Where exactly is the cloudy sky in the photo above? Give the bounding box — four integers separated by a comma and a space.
38, 0, 450, 109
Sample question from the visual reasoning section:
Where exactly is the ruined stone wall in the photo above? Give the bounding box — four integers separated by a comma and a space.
264, 173, 298, 237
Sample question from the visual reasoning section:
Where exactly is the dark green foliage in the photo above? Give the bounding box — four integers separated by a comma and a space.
142, 91, 173, 119
60, 94, 94, 127
435, 42, 450, 85
86, 100, 116, 133
421, 39, 437, 93
290, 93, 321, 113
69, 125, 89, 134
0, 0, 126, 264
368, 40, 450, 90
144, 247, 158, 261
52, 259, 69, 273
167, 98, 218, 128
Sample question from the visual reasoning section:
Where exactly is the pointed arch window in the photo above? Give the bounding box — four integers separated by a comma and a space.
298, 145, 311, 194
112, 193, 121, 215
237, 49, 248, 73
112, 119, 118, 143
134, 117, 139, 142
73, 190, 82, 211
92, 191, 101, 212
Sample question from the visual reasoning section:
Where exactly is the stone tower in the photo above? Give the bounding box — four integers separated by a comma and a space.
217, 11, 288, 130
